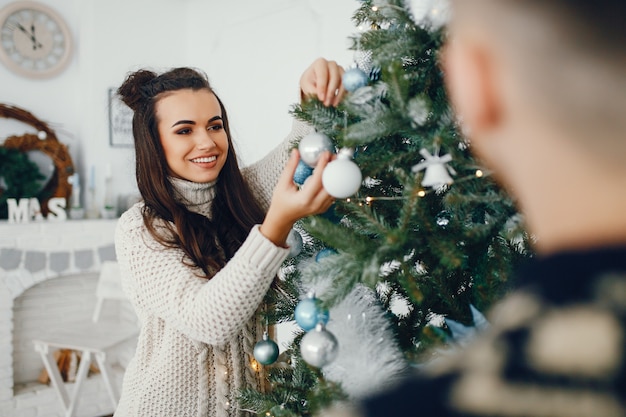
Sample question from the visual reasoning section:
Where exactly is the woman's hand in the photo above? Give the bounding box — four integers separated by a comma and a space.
300, 57, 346, 107
260, 149, 335, 246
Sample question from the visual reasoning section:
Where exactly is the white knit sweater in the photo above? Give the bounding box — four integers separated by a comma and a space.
114, 120, 312, 417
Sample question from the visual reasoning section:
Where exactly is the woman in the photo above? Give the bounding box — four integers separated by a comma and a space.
114, 58, 345, 417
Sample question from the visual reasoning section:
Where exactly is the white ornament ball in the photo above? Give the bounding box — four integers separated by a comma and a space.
300, 323, 339, 368
37, 131, 47, 140
299, 132, 334, 168
322, 148, 362, 198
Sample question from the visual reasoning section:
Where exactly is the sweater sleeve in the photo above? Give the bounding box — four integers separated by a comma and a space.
115, 205, 289, 346
242, 118, 313, 211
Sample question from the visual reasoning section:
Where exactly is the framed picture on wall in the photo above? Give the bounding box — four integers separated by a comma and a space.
108, 88, 134, 147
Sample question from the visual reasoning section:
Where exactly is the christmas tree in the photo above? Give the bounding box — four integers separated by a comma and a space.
239, 1, 531, 415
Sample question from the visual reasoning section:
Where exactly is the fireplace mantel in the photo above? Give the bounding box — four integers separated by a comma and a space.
0, 219, 118, 299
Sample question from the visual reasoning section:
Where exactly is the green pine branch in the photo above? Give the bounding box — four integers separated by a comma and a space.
241, 0, 532, 412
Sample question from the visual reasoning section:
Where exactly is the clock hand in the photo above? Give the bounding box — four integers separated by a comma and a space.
30, 23, 41, 50
15, 22, 42, 50
16, 22, 30, 35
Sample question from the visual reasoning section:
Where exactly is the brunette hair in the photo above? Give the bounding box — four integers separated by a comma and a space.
117, 67, 265, 276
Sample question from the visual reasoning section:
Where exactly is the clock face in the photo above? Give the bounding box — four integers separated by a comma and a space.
0, 1, 72, 78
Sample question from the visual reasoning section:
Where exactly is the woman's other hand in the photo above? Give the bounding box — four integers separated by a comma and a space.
300, 57, 346, 107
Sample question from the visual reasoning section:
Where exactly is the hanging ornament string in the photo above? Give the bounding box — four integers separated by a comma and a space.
253, 306, 279, 366
343, 33, 370, 93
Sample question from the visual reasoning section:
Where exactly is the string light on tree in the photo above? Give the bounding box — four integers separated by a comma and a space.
322, 148, 362, 198
341, 168, 490, 206
268, 404, 289, 417
411, 148, 456, 189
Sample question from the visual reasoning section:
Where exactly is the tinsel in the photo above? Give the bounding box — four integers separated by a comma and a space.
321, 285, 408, 398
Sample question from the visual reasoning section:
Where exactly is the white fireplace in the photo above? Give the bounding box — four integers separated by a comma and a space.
0, 219, 136, 417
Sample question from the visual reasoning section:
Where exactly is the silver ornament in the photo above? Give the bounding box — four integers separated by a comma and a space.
300, 323, 339, 368
299, 132, 334, 168
322, 148, 362, 198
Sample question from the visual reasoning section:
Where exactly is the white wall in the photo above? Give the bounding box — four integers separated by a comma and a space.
1, 0, 358, 213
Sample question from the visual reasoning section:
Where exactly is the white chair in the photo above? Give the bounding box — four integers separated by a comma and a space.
33, 261, 138, 417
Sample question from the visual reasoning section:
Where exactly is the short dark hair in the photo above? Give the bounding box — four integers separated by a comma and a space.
451, 0, 626, 163
513, 1, 626, 58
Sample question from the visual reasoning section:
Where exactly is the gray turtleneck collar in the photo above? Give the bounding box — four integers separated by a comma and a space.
169, 176, 217, 218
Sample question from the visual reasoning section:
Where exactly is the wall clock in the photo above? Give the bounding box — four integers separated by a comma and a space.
0, 1, 73, 79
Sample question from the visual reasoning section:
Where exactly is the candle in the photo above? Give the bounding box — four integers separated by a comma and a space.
89, 166, 95, 190
71, 173, 81, 208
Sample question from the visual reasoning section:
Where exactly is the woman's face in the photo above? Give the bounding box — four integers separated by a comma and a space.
156, 88, 229, 183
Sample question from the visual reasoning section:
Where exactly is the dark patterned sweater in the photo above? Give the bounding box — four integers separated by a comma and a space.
359, 246, 626, 417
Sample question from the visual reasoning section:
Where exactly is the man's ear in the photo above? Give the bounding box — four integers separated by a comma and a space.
442, 37, 500, 135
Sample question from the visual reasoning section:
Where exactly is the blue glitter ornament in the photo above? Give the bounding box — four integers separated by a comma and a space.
293, 159, 314, 185
286, 229, 303, 258
342, 67, 369, 92
253, 332, 280, 365
294, 292, 329, 331
315, 248, 338, 262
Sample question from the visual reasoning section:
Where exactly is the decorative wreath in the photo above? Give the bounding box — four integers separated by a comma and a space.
0, 103, 74, 218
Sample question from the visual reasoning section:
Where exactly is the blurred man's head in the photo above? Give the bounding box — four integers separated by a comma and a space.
443, 0, 626, 253
445, 0, 626, 164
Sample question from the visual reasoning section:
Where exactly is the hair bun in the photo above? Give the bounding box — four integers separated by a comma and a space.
117, 69, 158, 111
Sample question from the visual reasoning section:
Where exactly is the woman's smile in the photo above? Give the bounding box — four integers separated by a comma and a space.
156, 89, 229, 183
